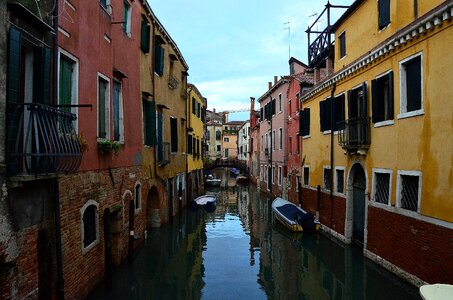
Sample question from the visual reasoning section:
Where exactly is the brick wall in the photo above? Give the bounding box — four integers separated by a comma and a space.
59, 166, 150, 299
367, 206, 453, 284
301, 187, 346, 235
15, 226, 39, 299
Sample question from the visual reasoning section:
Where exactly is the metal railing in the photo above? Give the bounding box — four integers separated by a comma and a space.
337, 117, 371, 151
6, 103, 82, 176
308, 26, 333, 66
157, 142, 170, 165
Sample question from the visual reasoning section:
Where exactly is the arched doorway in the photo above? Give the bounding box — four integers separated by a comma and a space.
147, 186, 161, 228
350, 163, 367, 247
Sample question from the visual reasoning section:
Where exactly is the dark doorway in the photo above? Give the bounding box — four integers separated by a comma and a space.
351, 164, 366, 247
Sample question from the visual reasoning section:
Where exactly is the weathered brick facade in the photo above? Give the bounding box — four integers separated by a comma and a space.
367, 206, 453, 284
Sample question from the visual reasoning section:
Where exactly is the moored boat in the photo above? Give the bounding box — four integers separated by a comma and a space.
236, 175, 249, 184
191, 194, 217, 212
272, 197, 320, 233
205, 174, 221, 187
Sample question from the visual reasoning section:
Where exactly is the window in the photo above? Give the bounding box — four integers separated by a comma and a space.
335, 168, 345, 194
81, 201, 99, 252
296, 176, 300, 192
272, 130, 276, 150
348, 83, 368, 119
278, 94, 282, 112
216, 145, 221, 151
143, 100, 156, 146
135, 183, 141, 210
170, 117, 178, 152
288, 99, 292, 117
378, 0, 390, 30
140, 19, 150, 53
279, 128, 283, 149
278, 166, 282, 186
154, 37, 165, 76
272, 166, 275, 184
339, 32, 346, 58
224, 149, 229, 158
216, 130, 221, 140
320, 94, 345, 132
123, 1, 131, 35
399, 54, 423, 118
59, 51, 78, 129
397, 171, 421, 212
187, 134, 193, 154
289, 136, 292, 154
224, 137, 229, 142
157, 111, 164, 162
299, 108, 310, 137
192, 97, 197, 115
112, 80, 124, 142
97, 74, 110, 139
372, 71, 394, 124
303, 166, 310, 186
372, 169, 392, 205
323, 167, 332, 191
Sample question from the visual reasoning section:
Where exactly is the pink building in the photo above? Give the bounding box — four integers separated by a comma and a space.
258, 76, 291, 196
286, 70, 313, 204
249, 97, 261, 184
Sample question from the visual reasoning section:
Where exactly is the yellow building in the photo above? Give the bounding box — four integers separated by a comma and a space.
187, 83, 206, 200
140, 3, 189, 226
300, 0, 453, 286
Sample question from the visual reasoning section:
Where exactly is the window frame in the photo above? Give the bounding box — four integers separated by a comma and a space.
81, 200, 99, 254
398, 52, 424, 119
278, 93, 282, 113
323, 166, 332, 191
58, 49, 79, 132
371, 168, 393, 206
339, 31, 346, 59
278, 166, 282, 186
97, 73, 110, 140
134, 182, 142, 212
279, 127, 283, 150
170, 116, 178, 153
303, 165, 310, 186
396, 170, 422, 213
122, 1, 132, 36
372, 70, 394, 127
334, 166, 345, 196
112, 79, 124, 142
378, 0, 391, 30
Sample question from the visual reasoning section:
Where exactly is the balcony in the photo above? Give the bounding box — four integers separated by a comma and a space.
168, 75, 179, 90
264, 148, 269, 156
6, 103, 82, 176
337, 117, 371, 154
157, 142, 170, 165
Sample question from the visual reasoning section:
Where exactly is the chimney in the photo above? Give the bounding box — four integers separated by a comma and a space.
213, 108, 216, 113
274, 76, 278, 85
250, 97, 255, 127
250, 97, 255, 112
268, 82, 272, 90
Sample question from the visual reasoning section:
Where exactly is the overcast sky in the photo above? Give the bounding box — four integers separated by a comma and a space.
147, 0, 353, 120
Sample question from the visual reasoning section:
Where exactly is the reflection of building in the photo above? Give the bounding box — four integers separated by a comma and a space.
300, 0, 453, 286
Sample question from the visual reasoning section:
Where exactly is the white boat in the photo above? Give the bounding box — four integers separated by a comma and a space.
205, 174, 221, 187
191, 194, 217, 212
272, 197, 320, 233
419, 284, 453, 300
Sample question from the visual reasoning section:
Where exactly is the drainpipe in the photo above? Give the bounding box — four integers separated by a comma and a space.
52, 1, 65, 298
186, 86, 191, 206
269, 96, 273, 195
330, 82, 337, 228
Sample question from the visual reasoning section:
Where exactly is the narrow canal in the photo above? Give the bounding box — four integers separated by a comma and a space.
88, 172, 421, 300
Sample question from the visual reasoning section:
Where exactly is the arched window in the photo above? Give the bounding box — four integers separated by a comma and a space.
81, 200, 99, 252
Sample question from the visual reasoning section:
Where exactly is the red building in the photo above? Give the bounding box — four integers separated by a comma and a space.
58, 0, 149, 298
286, 66, 313, 204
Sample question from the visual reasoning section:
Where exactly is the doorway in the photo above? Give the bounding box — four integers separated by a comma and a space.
351, 164, 366, 247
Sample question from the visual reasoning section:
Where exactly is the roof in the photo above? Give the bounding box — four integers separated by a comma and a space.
257, 76, 292, 103
289, 57, 309, 69
293, 72, 314, 85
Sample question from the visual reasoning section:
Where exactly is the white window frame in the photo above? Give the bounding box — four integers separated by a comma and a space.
396, 170, 422, 213
97, 72, 110, 140
134, 181, 142, 213
371, 168, 393, 207
123, 1, 132, 36
272, 130, 276, 150
112, 79, 124, 142
80, 200, 99, 254
334, 166, 346, 196
278, 166, 282, 186
272, 166, 275, 184
398, 52, 424, 119
279, 127, 283, 150
323, 166, 332, 191
58, 49, 79, 132
303, 165, 310, 186
373, 70, 395, 128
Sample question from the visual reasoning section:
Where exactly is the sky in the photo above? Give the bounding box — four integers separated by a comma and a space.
147, 0, 353, 121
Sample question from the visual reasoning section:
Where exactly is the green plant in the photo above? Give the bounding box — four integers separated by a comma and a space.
98, 140, 121, 155
111, 141, 121, 154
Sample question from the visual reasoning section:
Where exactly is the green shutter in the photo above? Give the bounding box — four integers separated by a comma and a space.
98, 79, 107, 138
34, 46, 52, 105
371, 79, 382, 123
59, 57, 73, 113
144, 100, 156, 146
141, 20, 150, 53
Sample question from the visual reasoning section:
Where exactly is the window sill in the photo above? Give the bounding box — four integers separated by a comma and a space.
373, 120, 394, 128
302, 135, 311, 140
135, 207, 142, 215
397, 109, 424, 120
82, 239, 99, 255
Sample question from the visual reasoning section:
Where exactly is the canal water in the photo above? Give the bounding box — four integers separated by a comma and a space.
88, 175, 420, 299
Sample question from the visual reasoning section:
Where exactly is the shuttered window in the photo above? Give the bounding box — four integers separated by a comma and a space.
187, 134, 193, 154
170, 117, 178, 152
299, 108, 310, 137
378, 0, 391, 30
372, 71, 394, 123
33, 46, 52, 105
59, 56, 74, 113
143, 100, 156, 146
112, 81, 122, 141
348, 83, 368, 119
319, 98, 331, 132
157, 111, 163, 161
192, 97, 196, 115
320, 95, 345, 132
98, 77, 109, 139
140, 19, 150, 53
154, 38, 164, 76
339, 32, 346, 58
403, 56, 422, 112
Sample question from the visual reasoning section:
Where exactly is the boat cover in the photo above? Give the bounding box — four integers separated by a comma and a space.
276, 204, 316, 233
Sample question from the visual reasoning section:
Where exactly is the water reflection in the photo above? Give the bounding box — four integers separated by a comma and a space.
88, 181, 420, 300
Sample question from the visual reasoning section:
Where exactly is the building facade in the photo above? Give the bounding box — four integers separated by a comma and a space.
237, 120, 250, 162
300, 0, 453, 286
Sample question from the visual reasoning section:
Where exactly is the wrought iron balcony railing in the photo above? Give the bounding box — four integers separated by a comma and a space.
157, 142, 170, 165
6, 103, 82, 176
337, 117, 371, 151
308, 26, 333, 67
